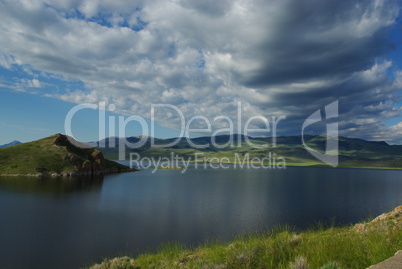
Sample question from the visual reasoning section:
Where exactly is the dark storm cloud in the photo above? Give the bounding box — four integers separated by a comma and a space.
0, 0, 401, 142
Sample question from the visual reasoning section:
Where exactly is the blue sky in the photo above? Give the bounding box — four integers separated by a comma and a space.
0, 89, 182, 144
1, 0, 402, 145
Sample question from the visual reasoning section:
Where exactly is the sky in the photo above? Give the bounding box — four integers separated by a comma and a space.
1, 0, 402, 145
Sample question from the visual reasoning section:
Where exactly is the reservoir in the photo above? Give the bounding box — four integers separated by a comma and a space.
0, 165, 401, 269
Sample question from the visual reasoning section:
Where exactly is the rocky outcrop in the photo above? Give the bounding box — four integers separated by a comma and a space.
51, 134, 134, 176
354, 205, 402, 233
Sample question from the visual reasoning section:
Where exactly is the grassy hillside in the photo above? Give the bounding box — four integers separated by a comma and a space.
93, 135, 402, 169
88, 206, 402, 269
0, 134, 133, 176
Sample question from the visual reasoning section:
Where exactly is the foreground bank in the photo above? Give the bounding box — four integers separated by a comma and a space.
87, 206, 402, 269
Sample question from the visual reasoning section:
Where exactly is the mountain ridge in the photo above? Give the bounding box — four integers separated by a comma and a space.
89, 134, 402, 168
0, 140, 22, 148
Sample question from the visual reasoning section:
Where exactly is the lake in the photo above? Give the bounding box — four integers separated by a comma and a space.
0, 165, 401, 269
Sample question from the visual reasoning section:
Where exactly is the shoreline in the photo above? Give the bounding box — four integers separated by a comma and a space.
127, 158, 402, 171
88, 205, 402, 269
0, 168, 137, 177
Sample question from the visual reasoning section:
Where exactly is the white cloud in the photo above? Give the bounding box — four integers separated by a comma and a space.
0, 52, 20, 69
29, 78, 42, 88
0, 0, 401, 141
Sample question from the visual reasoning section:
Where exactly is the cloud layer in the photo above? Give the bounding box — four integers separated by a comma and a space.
0, 0, 401, 142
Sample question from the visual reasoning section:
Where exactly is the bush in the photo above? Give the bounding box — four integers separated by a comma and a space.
289, 256, 309, 269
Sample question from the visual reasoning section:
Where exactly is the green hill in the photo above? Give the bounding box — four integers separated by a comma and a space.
0, 134, 134, 176
92, 135, 402, 169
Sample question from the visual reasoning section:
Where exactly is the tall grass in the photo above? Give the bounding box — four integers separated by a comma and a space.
88, 222, 402, 269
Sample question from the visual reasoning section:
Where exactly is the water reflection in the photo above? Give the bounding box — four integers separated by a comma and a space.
0, 167, 401, 269
0, 175, 104, 194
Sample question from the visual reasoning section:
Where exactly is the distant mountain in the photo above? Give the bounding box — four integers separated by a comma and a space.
0, 134, 135, 176
0, 140, 21, 148
91, 134, 402, 169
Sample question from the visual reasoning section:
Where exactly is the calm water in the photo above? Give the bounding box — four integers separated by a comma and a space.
0, 166, 401, 269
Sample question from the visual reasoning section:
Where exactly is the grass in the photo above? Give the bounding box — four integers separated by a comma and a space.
0, 134, 132, 175
88, 217, 402, 269
0, 135, 75, 174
